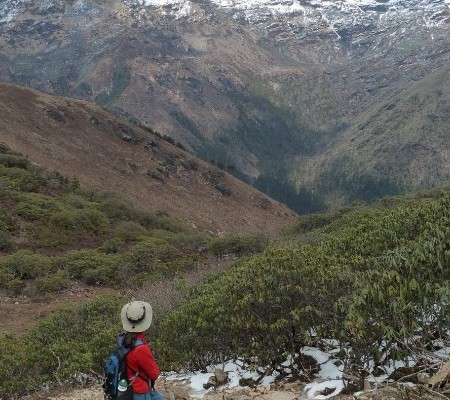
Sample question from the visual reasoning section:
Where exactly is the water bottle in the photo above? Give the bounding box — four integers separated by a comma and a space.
118, 379, 128, 392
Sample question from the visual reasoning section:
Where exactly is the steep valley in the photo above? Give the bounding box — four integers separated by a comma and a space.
0, 0, 449, 211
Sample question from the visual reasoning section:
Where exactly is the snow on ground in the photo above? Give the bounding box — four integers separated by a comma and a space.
303, 380, 346, 399
166, 359, 278, 398
166, 345, 348, 398
165, 339, 449, 399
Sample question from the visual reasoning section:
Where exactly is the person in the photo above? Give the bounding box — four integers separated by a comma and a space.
120, 300, 163, 400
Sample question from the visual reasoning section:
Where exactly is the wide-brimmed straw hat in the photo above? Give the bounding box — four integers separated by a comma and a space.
121, 301, 153, 332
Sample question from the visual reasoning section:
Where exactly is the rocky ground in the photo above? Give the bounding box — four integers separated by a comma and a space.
23, 364, 450, 400
22, 382, 448, 400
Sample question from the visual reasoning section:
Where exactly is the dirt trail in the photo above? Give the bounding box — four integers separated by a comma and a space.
0, 283, 117, 336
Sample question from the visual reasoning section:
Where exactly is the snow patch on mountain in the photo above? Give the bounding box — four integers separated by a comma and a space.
0, 0, 65, 23
133, 0, 184, 5
122, 0, 449, 29
211, 0, 305, 15
124, 0, 195, 18
0, 0, 27, 23
216, 0, 449, 27
2, 0, 448, 29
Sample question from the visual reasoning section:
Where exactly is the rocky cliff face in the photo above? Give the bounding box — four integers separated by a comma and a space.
0, 0, 449, 211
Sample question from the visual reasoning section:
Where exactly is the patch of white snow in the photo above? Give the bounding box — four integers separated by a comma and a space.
0, 0, 29, 23
303, 379, 346, 399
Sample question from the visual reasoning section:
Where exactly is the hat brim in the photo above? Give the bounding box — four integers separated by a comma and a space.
121, 301, 153, 333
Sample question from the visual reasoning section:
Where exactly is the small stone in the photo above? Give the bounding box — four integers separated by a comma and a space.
417, 372, 430, 384
214, 368, 229, 385
256, 385, 270, 394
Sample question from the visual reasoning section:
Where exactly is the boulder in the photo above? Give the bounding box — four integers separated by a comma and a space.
203, 369, 229, 389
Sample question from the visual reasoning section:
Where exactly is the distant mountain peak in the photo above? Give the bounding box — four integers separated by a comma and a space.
0, 0, 448, 212
2, 0, 448, 29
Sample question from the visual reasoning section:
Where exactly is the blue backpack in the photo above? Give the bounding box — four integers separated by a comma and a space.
103, 333, 144, 399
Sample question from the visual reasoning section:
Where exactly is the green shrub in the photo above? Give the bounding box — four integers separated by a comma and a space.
0, 177, 14, 195
17, 173, 43, 192
0, 208, 13, 231
113, 221, 148, 242
16, 193, 62, 221
0, 143, 13, 154
207, 233, 267, 257
0, 250, 48, 285
138, 211, 187, 233
55, 250, 119, 286
98, 197, 136, 221
168, 232, 209, 252
40, 170, 68, 190
159, 191, 450, 372
0, 165, 30, 180
65, 194, 90, 209
0, 334, 37, 398
159, 246, 354, 370
120, 242, 182, 280
98, 196, 187, 233
0, 231, 13, 251
338, 195, 450, 367
101, 237, 123, 254
5, 277, 22, 293
0, 296, 124, 399
0, 154, 29, 169
49, 208, 110, 234
36, 270, 71, 293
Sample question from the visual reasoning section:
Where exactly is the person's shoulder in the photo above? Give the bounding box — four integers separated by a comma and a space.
136, 332, 148, 343
134, 341, 152, 358
135, 334, 149, 348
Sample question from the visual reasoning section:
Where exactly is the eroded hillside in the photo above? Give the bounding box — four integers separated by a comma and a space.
0, 82, 296, 235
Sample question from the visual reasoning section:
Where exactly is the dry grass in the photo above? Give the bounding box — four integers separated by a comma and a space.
0, 82, 297, 236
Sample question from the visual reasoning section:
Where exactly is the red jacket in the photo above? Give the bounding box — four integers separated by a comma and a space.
125, 333, 160, 394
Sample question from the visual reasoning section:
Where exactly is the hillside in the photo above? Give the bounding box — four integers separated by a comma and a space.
0, 0, 448, 212
0, 81, 296, 235
0, 139, 273, 338
1, 186, 448, 399
291, 66, 450, 207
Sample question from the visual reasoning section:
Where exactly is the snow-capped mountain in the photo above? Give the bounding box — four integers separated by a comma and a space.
2, 0, 448, 27
0, 0, 449, 211
119, 0, 450, 32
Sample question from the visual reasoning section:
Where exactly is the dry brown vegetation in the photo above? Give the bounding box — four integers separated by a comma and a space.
0, 82, 296, 236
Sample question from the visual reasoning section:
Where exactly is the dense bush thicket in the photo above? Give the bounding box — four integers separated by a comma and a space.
0, 143, 267, 397
0, 296, 123, 398
0, 143, 448, 398
158, 189, 449, 372
0, 145, 267, 294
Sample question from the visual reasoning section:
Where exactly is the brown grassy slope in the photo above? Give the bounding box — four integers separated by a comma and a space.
0, 82, 296, 235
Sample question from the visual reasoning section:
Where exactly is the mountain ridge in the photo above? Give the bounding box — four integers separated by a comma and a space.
0, 81, 297, 235
0, 0, 448, 211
